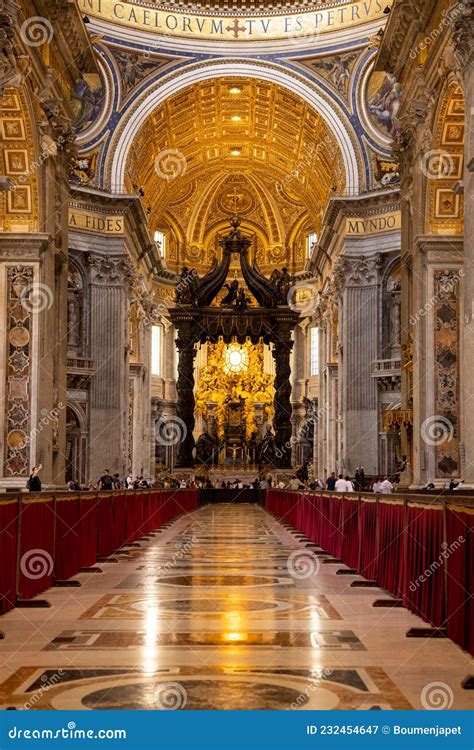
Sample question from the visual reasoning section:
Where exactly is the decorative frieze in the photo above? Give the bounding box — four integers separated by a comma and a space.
434, 269, 461, 479
4, 265, 34, 477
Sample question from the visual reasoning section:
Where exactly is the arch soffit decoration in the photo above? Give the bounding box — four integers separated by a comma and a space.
106, 61, 363, 195
188, 172, 287, 246
426, 80, 465, 236
0, 86, 41, 231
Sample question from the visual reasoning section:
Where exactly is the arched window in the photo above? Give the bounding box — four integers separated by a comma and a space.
310, 327, 319, 377
151, 325, 162, 376
154, 230, 167, 258
306, 232, 318, 259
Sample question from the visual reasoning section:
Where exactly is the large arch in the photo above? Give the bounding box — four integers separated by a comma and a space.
108, 60, 362, 195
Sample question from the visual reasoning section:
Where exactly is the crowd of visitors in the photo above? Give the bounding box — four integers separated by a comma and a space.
26, 464, 463, 495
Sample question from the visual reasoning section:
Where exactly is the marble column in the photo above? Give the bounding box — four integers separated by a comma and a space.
175, 322, 197, 468
272, 325, 294, 468
452, 2, 474, 482
340, 256, 380, 475
88, 255, 132, 481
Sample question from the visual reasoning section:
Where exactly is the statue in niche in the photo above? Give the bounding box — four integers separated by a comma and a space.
195, 432, 216, 465
258, 427, 276, 464
390, 298, 401, 349
67, 298, 79, 350
387, 276, 401, 351
67, 266, 83, 354
247, 432, 258, 465
220, 279, 239, 307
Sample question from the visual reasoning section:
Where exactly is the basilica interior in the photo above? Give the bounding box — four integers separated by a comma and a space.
0, 0, 473, 714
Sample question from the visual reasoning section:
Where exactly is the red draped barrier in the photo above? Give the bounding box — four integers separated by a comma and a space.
125, 491, 139, 543
17, 496, 55, 600
0, 489, 198, 615
341, 498, 359, 570
141, 492, 152, 534
358, 499, 378, 580
179, 490, 198, 514
266, 490, 298, 526
54, 496, 81, 581
376, 500, 405, 597
446, 506, 474, 655
403, 506, 445, 628
266, 490, 474, 655
0, 499, 19, 614
112, 494, 127, 550
78, 495, 98, 568
97, 494, 116, 558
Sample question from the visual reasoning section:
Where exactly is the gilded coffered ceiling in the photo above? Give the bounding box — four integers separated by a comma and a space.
151, 0, 323, 12
126, 78, 344, 273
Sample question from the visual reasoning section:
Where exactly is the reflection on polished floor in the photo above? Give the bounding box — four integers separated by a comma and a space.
0, 505, 471, 710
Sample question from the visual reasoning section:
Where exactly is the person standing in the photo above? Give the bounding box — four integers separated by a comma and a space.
335, 474, 347, 492
380, 476, 394, 494
345, 475, 354, 492
354, 467, 362, 490
27, 465, 42, 492
372, 477, 382, 493
326, 472, 337, 490
98, 469, 114, 491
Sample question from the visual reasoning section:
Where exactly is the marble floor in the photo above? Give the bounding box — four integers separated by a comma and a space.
0, 504, 471, 710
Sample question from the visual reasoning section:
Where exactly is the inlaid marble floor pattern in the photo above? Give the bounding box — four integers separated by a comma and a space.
0, 504, 471, 710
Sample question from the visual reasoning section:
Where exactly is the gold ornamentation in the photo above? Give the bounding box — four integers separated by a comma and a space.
196, 339, 274, 439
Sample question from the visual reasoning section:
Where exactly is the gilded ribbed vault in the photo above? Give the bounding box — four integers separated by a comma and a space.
125, 77, 345, 274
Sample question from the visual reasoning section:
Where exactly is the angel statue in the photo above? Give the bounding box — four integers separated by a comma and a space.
220, 279, 239, 307
235, 288, 249, 312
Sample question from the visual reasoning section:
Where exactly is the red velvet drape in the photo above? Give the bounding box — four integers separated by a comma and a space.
17, 497, 55, 599
266, 490, 473, 655
403, 506, 445, 628
96, 494, 115, 558
0, 499, 19, 614
54, 496, 81, 580
358, 499, 378, 579
376, 501, 405, 597
0, 490, 199, 618
112, 493, 127, 550
78, 495, 98, 568
446, 507, 473, 654
341, 498, 359, 570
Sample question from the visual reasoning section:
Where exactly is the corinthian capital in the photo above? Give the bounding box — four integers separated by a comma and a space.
88, 254, 135, 288
336, 256, 382, 288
